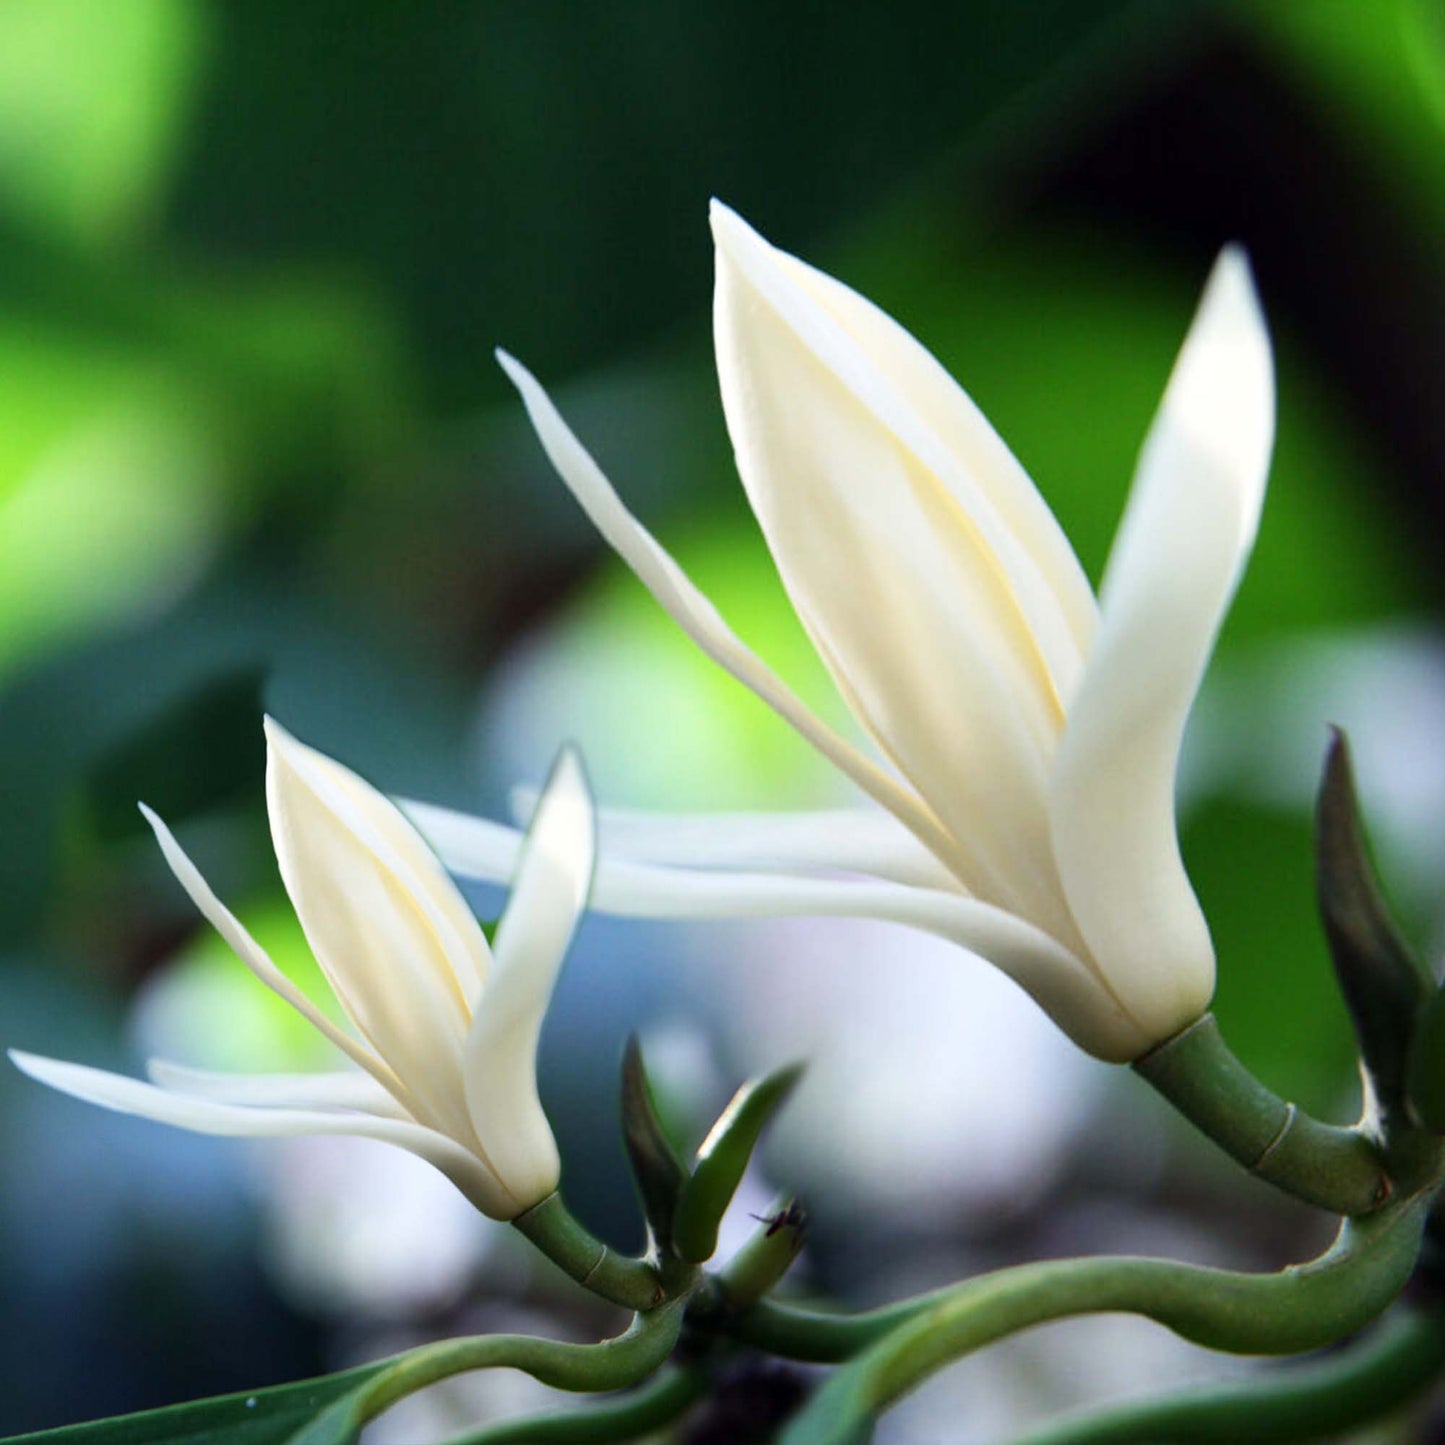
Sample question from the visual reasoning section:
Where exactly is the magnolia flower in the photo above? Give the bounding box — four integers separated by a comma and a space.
409, 203, 1274, 1063
10, 720, 594, 1220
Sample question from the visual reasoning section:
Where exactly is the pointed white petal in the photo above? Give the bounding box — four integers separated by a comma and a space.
716, 202, 1097, 675
146, 1060, 410, 1117
587, 855, 1147, 1061
462, 749, 595, 1205
710, 204, 1075, 931
265, 722, 486, 1144
1050, 249, 1275, 1041
508, 788, 962, 890
494, 347, 967, 877
9, 1051, 520, 1219
266, 720, 489, 1003
139, 803, 414, 1109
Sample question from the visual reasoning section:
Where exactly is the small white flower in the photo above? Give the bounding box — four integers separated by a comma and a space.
409, 203, 1275, 1063
11, 719, 595, 1220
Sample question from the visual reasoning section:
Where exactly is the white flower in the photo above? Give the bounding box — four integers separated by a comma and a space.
10, 719, 595, 1220
409, 203, 1274, 1063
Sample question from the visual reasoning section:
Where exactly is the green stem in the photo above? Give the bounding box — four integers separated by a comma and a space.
714, 1292, 942, 1362
772, 1194, 1428, 1445
1133, 1013, 1389, 1215
284, 1300, 685, 1445
442, 1366, 710, 1444
512, 1192, 664, 1311
1012, 1306, 1445, 1444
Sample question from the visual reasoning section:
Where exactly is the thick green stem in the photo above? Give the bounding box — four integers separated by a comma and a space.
442, 1365, 709, 1444
285, 1300, 686, 1445
1133, 1013, 1389, 1215
719, 1292, 946, 1363
512, 1192, 664, 1311
1012, 1306, 1445, 1444
771, 1193, 1428, 1444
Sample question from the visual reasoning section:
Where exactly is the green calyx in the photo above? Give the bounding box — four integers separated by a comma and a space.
672, 1061, 804, 1263
1316, 729, 1434, 1127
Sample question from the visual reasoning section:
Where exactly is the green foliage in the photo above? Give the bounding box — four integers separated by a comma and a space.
0, 1366, 383, 1445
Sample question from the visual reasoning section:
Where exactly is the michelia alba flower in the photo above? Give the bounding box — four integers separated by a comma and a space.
10, 720, 595, 1220
408, 203, 1274, 1064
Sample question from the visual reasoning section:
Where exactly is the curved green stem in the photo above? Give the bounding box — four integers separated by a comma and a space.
773, 1194, 1428, 1444
284, 1300, 685, 1445
442, 1365, 709, 1444
1133, 1013, 1389, 1215
712, 1292, 944, 1362
1013, 1306, 1445, 1444
512, 1192, 665, 1311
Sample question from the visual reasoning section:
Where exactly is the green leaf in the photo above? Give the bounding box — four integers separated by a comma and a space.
1315, 729, 1430, 1118
0, 1364, 385, 1445
619, 1034, 688, 1254
672, 1062, 803, 1264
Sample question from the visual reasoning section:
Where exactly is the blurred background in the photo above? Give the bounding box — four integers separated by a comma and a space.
2, 1, 1444, 1439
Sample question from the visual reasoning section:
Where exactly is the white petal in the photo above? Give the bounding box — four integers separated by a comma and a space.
402, 800, 524, 884
584, 855, 1147, 1061
463, 748, 594, 1207
146, 1060, 410, 1117
8, 1052, 519, 1219
267, 720, 489, 1003
494, 347, 966, 878
727, 203, 1097, 678
139, 803, 414, 1110
404, 800, 1143, 1057
710, 205, 1076, 933
265, 721, 485, 1143
508, 788, 962, 890
1050, 249, 1275, 1041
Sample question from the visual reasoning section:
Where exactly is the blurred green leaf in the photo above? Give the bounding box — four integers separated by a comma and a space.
83, 667, 266, 843
0, 0, 209, 245
0, 1364, 383, 1445
1195, 798, 1358, 1116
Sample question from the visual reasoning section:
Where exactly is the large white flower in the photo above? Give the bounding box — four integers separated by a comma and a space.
410, 203, 1274, 1063
11, 719, 594, 1220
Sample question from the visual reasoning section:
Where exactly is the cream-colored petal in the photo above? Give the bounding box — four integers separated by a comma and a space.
266, 719, 488, 1006
586, 856, 1146, 1061
711, 206, 1074, 931
265, 722, 483, 1142
266, 720, 489, 1005
8, 1051, 519, 1219
139, 803, 414, 1110
404, 800, 1141, 1057
495, 348, 966, 878
402, 800, 523, 886
146, 1060, 410, 1117
1050, 248, 1274, 1043
462, 749, 594, 1207
508, 789, 962, 890
743, 207, 1098, 680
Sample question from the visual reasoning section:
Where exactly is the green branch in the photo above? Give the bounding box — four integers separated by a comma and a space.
771, 1193, 1428, 1444
1133, 1013, 1390, 1216
283, 1299, 686, 1445
442, 1366, 709, 1444
511, 1192, 665, 1311
1013, 1306, 1445, 1444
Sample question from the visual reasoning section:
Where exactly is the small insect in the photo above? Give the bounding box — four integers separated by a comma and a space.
750, 1200, 807, 1237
